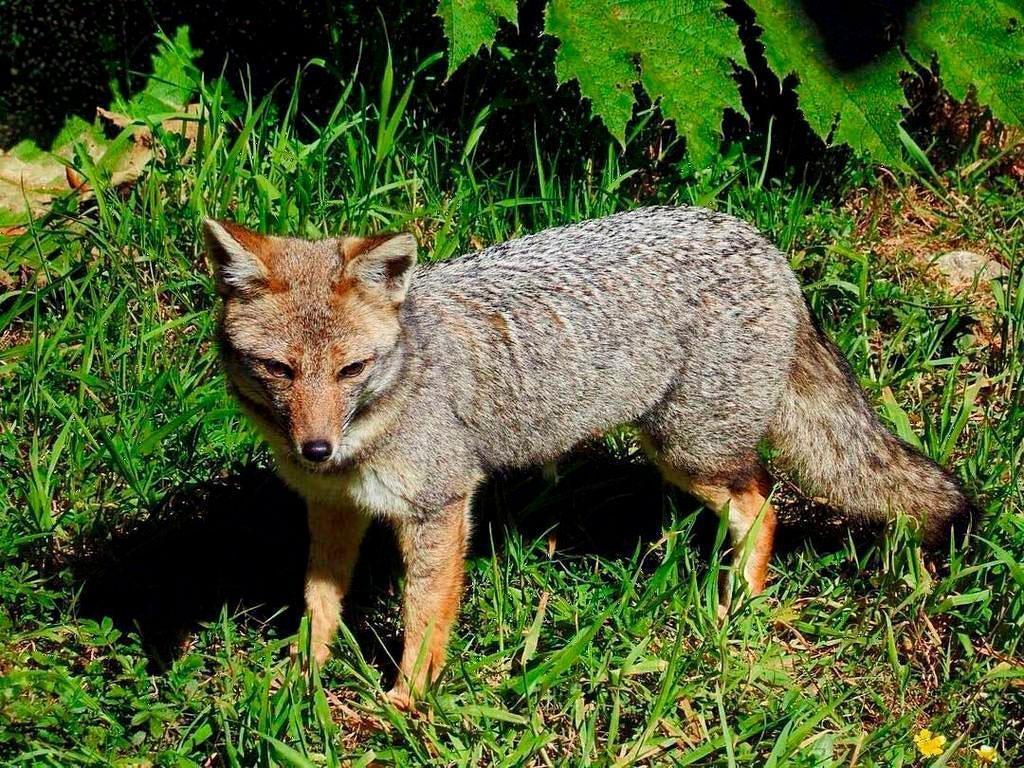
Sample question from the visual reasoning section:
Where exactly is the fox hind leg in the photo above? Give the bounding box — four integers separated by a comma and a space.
687, 466, 777, 601
646, 445, 777, 605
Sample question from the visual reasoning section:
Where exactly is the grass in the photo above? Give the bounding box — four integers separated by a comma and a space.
1, 33, 1022, 767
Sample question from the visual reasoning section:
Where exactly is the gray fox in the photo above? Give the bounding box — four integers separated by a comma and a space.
204, 206, 973, 706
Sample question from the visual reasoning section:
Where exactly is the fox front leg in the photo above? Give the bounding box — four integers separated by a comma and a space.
293, 500, 370, 667
388, 496, 470, 708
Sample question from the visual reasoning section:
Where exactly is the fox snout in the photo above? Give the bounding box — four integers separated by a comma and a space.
287, 383, 349, 466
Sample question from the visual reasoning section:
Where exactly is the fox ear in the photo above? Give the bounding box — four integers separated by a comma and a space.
339, 232, 418, 303
203, 219, 275, 296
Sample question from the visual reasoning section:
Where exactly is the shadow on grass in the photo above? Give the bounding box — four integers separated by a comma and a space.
71, 465, 309, 667
70, 447, 854, 672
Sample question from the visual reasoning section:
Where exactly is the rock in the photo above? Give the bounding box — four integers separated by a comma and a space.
935, 250, 1008, 291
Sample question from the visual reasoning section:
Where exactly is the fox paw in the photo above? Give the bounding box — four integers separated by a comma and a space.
385, 685, 414, 711
288, 642, 331, 669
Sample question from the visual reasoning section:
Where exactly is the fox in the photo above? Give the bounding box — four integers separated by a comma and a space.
204, 206, 973, 706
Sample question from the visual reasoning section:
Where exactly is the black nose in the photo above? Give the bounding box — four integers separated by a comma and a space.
300, 440, 333, 463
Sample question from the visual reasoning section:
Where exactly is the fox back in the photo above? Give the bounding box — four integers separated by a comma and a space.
404, 207, 806, 471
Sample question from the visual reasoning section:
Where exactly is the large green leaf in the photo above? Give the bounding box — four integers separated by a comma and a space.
438, 0, 519, 75
544, 0, 745, 166
439, 0, 1024, 166
544, 0, 638, 149
905, 0, 1024, 126
747, 1, 907, 165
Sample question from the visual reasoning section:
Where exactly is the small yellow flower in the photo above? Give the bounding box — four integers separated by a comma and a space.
975, 745, 998, 763
913, 728, 947, 758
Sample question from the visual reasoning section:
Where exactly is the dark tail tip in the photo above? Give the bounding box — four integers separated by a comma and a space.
922, 492, 977, 553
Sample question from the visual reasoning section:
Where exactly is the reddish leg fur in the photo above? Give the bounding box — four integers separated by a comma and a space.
388, 496, 470, 707
298, 501, 370, 666
658, 461, 777, 599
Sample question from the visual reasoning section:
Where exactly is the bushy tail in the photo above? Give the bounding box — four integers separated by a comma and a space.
769, 314, 974, 548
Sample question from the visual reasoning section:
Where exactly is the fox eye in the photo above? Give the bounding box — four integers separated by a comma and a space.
262, 359, 294, 379
337, 360, 367, 379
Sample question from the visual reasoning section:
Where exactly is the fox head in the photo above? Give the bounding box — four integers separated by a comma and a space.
204, 219, 417, 471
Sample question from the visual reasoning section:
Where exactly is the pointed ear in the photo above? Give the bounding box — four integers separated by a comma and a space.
339, 233, 418, 303
203, 219, 275, 296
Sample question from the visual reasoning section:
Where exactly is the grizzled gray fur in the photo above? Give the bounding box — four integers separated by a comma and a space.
404, 206, 968, 533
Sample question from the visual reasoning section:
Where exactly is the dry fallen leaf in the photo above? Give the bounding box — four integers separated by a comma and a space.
0, 149, 70, 222
1, 103, 201, 231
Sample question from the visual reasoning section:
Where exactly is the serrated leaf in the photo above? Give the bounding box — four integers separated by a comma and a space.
634, 1, 745, 163
545, 0, 637, 143
905, 0, 1024, 126
438, 0, 519, 75
439, 0, 1024, 166
545, 0, 744, 166
748, 1, 907, 165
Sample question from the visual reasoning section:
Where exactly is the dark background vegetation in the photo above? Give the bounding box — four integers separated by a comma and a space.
2, 0, 593, 153
3, 0, 895, 179
4, 0, 1003, 190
